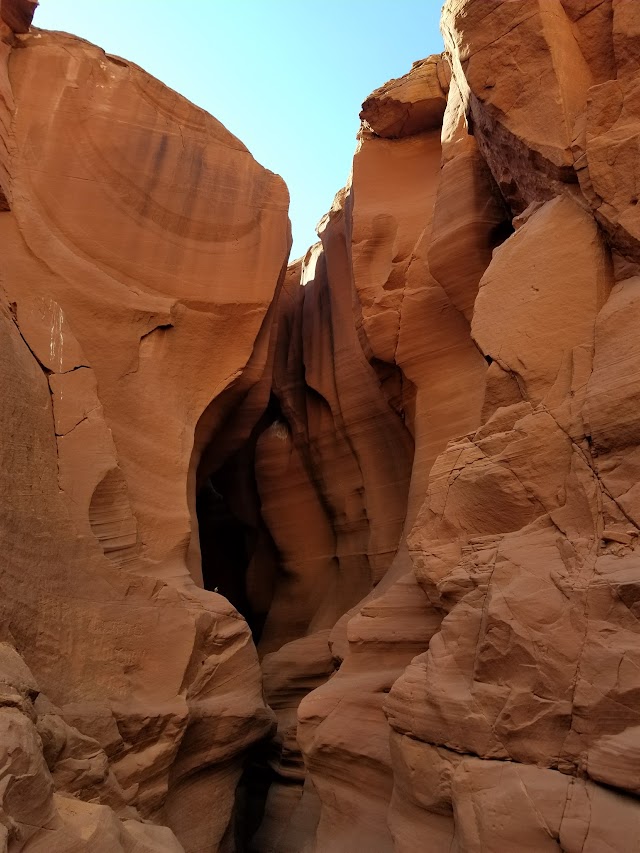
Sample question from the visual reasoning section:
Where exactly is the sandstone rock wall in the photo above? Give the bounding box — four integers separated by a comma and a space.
5, 1, 640, 851
244, 1, 640, 850
0, 4, 289, 851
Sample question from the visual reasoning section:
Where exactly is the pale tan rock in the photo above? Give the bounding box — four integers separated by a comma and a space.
574, 0, 640, 265
257, 52, 494, 849
428, 146, 509, 322
577, 75, 640, 262
56, 703, 125, 760
250, 632, 334, 852
0, 641, 38, 700
584, 276, 640, 526
360, 55, 449, 138
255, 196, 415, 658
0, 702, 57, 848
612, 0, 640, 76
4, 28, 289, 589
257, 2, 640, 849
602, 528, 633, 545
429, 65, 511, 323
450, 757, 640, 853
472, 195, 612, 405
0, 18, 286, 852
27, 795, 187, 853
442, 0, 592, 209
7, 0, 640, 849
37, 710, 133, 816
562, 0, 615, 83
297, 571, 439, 853
121, 819, 186, 853
349, 123, 486, 527
388, 735, 458, 853
0, 645, 186, 853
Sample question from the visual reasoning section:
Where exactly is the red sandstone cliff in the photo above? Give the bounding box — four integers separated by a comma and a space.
248, 1, 640, 849
2, 1, 640, 851
0, 2, 286, 850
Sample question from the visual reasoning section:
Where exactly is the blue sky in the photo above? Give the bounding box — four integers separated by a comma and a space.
33, 1, 443, 259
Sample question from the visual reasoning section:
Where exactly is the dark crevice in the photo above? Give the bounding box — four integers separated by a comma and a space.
488, 217, 515, 248
197, 472, 255, 621
370, 357, 416, 425
233, 739, 279, 852
195, 393, 292, 845
196, 393, 285, 642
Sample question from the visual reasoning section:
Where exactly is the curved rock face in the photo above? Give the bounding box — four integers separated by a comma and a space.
0, 7, 288, 853
6, 1, 640, 851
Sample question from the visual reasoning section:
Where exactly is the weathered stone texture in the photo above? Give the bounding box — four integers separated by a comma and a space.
5, 1, 640, 851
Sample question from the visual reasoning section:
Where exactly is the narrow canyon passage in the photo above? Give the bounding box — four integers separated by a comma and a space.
3, 1, 640, 852
189, 222, 422, 846
197, 408, 282, 641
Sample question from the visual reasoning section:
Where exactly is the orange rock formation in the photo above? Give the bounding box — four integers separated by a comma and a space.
2, 0, 640, 851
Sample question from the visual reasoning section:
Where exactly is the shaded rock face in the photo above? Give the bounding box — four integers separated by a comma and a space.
5, 1, 640, 852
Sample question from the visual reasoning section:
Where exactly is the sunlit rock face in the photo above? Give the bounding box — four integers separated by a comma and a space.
249, 2, 640, 850
5, 1, 640, 851
0, 6, 287, 852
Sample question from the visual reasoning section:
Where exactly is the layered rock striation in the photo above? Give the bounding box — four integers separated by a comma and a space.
4, 0, 640, 851
242, 1, 640, 850
0, 2, 288, 851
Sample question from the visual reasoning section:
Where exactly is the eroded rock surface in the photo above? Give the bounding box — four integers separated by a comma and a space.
6, 1, 640, 851
244, 2, 640, 850
0, 7, 287, 852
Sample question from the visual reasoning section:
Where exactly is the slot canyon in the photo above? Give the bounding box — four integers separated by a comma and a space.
2, 0, 640, 851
